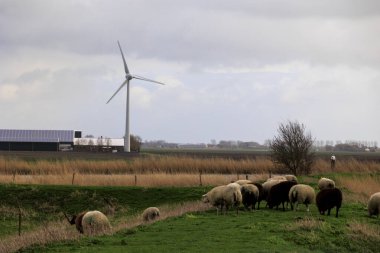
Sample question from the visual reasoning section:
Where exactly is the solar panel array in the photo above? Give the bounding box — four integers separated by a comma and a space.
0, 129, 74, 143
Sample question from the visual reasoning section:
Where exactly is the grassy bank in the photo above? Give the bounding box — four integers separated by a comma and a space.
1, 172, 380, 252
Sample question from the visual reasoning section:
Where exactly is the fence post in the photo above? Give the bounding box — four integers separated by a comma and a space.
72, 173, 76, 185
18, 206, 22, 236
199, 171, 202, 186
245, 174, 248, 180
134, 174, 137, 186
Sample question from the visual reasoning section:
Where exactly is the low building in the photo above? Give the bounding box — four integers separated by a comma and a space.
0, 129, 81, 151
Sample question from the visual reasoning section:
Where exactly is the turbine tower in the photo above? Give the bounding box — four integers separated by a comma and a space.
107, 41, 165, 152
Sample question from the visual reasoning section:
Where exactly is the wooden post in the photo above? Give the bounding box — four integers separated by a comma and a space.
269, 170, 272, 178
245, 174, 248, 180
199, 171, 202, 186
134, 174, 137, 186
71, 173, 75, 185
18, 207, 22, 236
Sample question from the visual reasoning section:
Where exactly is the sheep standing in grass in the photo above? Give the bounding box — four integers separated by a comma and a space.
252, 182, 264, 209
284, 175, 298, 183
262, 179, 286, 204
66, 211, 87, 234
202, 185, 242, 215
267, 176, 287, 182
316, 188, 342, 218
66, 210, 111, 235
227, 182, 242, 191
318, 177, 335, 190
82, 211, 111, 235
234, 179, 253, 185
142, 207, 160, 222
288, 184, 315, 211
240, 184, 259, 210
267, 181, 298, 211
368, 192, 380, 218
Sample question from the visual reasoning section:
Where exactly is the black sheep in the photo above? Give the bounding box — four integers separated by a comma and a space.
241, 184, 258, 210
316, 188, 342, 218
252, 182, 264, 209
267, 181, 297, 211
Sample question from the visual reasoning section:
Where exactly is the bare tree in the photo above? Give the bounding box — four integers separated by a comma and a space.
130, 135, 142, 152
270, 120, 315, 176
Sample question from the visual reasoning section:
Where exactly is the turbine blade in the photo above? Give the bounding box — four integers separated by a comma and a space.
117, 41, 130, 74
106, 79, 128, 104
132, 75, 166, 85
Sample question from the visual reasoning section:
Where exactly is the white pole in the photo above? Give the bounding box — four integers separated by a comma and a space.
124, 80, 131, 152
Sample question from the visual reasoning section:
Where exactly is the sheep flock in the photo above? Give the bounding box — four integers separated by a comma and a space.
202, 175, 380, 220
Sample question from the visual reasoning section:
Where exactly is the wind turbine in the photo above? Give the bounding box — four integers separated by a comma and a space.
107, 41, 165, 152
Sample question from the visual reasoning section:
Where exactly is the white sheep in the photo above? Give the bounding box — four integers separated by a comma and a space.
288, 184, 315, 212
202, 185, 242, 215
368, 192, 380, 218
142, 207, 160, 222
227, 182, 242, 190
234, 179, 253, 185
266, 176, 287, 182
240, 184, 259, 210
81, 210, 112, 235
284, 175, 298, 183
318, 177, 335, 190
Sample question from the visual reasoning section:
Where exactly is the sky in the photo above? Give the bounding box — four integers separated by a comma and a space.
0, 0, 379, 144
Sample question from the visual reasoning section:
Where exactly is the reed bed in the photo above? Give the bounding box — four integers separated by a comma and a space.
0, 173, 268, 187
1, 155, 379, 187
0, 156, 273, 175
335, 175, 380, 204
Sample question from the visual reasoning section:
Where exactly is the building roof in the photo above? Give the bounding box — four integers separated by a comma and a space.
0, 129, 75, 143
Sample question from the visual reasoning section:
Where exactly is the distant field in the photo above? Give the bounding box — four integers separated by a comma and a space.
1, 149, 380, 161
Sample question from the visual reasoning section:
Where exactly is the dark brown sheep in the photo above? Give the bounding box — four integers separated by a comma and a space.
267, 181, 298, 211
252, 182, 264, 209
64, 211, 87, 233
316, 188, 342, 218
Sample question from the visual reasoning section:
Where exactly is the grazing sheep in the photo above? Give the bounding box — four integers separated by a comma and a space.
227, 182, 242, 190
142, 207, 160, 222
234, 179, 253, 185
252, 182, 264, 209
316, 188, 342, 218
267, 176, 287, 182
288, 184, 315, 211
267, 181, 298, 211
202, 185, 226, 215
318, 177, 335, 190
66, 211, 87, 234
225, 184, 243, 214
66, 210, 111, 234
82, 211, 111, 235
284, 175, 298, 183
368, 192, 380, 218
240, 184, 259, 210
262, 179, 285, 204
202, 185, 242, 215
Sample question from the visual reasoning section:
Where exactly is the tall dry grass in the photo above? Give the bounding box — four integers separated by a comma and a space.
0, 156, 273, 175
0, 173, 268, 187
335, 175, 380, 204
1, 155, 379, 187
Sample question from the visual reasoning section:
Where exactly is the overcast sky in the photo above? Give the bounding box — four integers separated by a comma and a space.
1, 0, 379, 144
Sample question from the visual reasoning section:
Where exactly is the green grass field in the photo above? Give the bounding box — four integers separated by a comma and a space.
1, 174, 380, 253
16, 202, 380, 253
